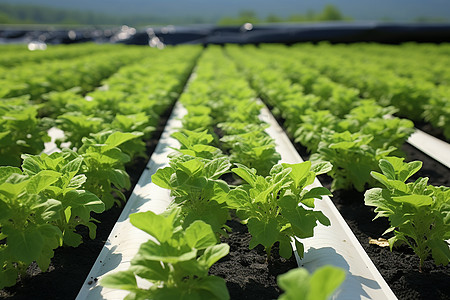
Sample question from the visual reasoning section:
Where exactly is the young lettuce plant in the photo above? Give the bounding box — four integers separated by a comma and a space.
311, 129, 395, 192
364, 157, 450, 270
0, 102, 50, 167
218, 122, 281, 176
277, 265, 346, 300
0, 167, 63, 289
101, 208, 230, 300
21, 150, 105, 247
228, 161, 332, 259
78, 130, 143, 210
152, 130, 231, 236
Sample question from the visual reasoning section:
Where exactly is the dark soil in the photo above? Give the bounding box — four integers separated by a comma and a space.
209, 215, 298, 300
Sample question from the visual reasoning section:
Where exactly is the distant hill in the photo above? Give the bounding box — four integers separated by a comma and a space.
0, 0, 449, 24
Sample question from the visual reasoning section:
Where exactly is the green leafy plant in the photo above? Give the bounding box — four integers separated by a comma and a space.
311, 129, 395, 191
0, 103, 50, 166
21, 150, 105, 247
152, 153, 231, 236
228, 161, 332, 259
364, 157, 450, 270
277, 265, 346, 300
78, 130, 142, 210
101, 208, 230, 300
0, 166, 63, 289
219, 122, 280, 176
293, 110, 337, 153
152, 128, 231, 236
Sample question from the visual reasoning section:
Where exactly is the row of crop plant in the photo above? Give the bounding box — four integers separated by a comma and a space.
0, 43, 125, 68
226, 45, 449, 273
0, 44, 149, 100
100, 46, 346, 300
0, 45, 201, 289
262, 44, 450, 139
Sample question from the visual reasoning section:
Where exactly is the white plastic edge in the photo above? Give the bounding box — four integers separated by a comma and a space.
75, 102, 187, 300
258, 106, 398, 300
407, 128, 450, 169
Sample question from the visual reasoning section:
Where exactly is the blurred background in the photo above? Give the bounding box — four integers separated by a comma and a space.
1, 0, 450, 26
1, 0, 450, 45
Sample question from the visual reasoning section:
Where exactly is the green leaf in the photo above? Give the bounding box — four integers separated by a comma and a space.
138, 240, 197, 264
152, 167, 174, 189
61, 156, 83, 174
226, 188, 250, 210
33, 199, 63, 222
101, 270, 138, 291
0, 166, 22, 183
232, 164, 257, 186
130, 258, 170, 281
310, 161, 332, 176
196, 276, 230, 300
67, 174, 87, 189
62, 229, 83, 247
302, 187, 332, 201
64, 190, 105, 214
247, 218, 280, 251
184, 221, 217, 250
104, 131, 143, 150
199, 244, 230, 268
0, 266, 18, 290
308, 265, 346, 300
7, 226, 44, 264
379, 159, 396, 180
27, 170, 61, 194
282, 161, 310, 188
130, 211, 174, 243
279, 238, 293, 259
204, 158, 231, 179
392, 195, 433, 207
284, 206, 321, 239
179, 159, 204, 176
429, 239, 450, 266
21, 155, 43, 176
277, 268, 310, 300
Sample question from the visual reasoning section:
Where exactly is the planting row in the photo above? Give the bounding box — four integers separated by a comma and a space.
226, 45, 414, 192
0, 43, 124, 68
260, 44, 450, 139
0, 45, 202, 290
81, 46, 348, 300
225, 45, 449, 295
0, 44, 150, 100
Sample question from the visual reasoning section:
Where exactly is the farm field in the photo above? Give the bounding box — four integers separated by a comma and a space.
0, 43, 449, 300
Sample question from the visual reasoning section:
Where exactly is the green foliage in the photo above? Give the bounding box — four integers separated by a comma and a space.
228, 161, 332, 259
277, 265, 346, 300
0, 102, 50, 167
294, 110, 338, 153
218, 5, 349, 25
424, 86, 450, 140
21, 150, 105, 246
311, 129, 396, 191
0, 151, 105, 288
364, 157, 450, 269
152, 130, 231, 235
219, 122, 281, 176
78, 130, 141, 210
101, 208, 230, 300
